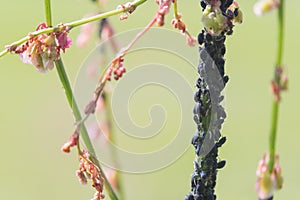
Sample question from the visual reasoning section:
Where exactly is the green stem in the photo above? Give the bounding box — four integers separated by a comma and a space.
268, 0, 285, 173
173, 0, 178, 18
276, 0, 284, 67
55, 59, 119, 200
0, 0, 148, 58
44, 0, 52, 26
268, 101, 279, 172
44, 1, 118, 198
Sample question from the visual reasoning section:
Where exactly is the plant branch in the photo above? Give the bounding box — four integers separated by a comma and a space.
76, 16, 157, 131
0, 0, 148, 58
54, 59, 119, 200
268, 0, 285, 173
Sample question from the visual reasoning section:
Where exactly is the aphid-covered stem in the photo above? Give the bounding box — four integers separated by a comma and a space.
185, 1, 242, 199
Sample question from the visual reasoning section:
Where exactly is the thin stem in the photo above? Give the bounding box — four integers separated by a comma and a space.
276, 0, 284, 67
54, 59, 119, 200
44, 0, 52, 26
0, 0, 148, 58
268, 101, 279, 172
268, 0, 285, 173
122, 17, 156, 54
77, 16, 157, 129
173, 0, 178, 17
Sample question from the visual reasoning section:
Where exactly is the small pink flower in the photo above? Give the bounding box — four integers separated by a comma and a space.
254, 0, 280, 16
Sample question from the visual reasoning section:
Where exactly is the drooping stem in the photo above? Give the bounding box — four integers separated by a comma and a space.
0, 0, 148, 58
54, 59, 119, 200
268, 0, 285, 173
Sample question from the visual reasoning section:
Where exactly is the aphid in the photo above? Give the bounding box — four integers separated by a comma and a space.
200, 1, 207, 10
184, 193, 194, 200
191, 133, 200, 147
234, 8, 239, 17
196, 182, 205, 193
216, 137, 226, 147
217, 160, 226, 169
223, 75, 229, 84
198, 32, 205, 45
226, 10, 234, 20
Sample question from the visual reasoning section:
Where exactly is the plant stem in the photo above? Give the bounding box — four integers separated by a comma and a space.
276, 0, 284, 67
173, 0, 178, 18
44, 0, 52, 26
0, 0, 148, 58
42, 2, 119, 199
268, 0, 285, 173
55, 59, 119, 200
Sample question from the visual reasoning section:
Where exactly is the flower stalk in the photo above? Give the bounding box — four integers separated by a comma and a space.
269, 0, 284, 173
255, 1, 285, 199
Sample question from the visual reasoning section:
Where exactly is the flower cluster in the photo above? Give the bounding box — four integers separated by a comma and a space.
256, 153, 283, 200
76, 149, 105, 200
185, 1, 242, 200
105, 57, 126, 81
9, 23, 72, 73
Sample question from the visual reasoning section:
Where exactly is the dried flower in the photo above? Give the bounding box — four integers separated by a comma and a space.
256, 152, 283, 199
10, 23, 72, 73
104, 57, 126, 82
172, 14, 186, 33
254, 0, 280, 16
78, 149, 105, 200
56, 25, 72, 52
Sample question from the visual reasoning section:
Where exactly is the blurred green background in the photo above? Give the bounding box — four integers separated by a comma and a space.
0, 0, 300, 199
